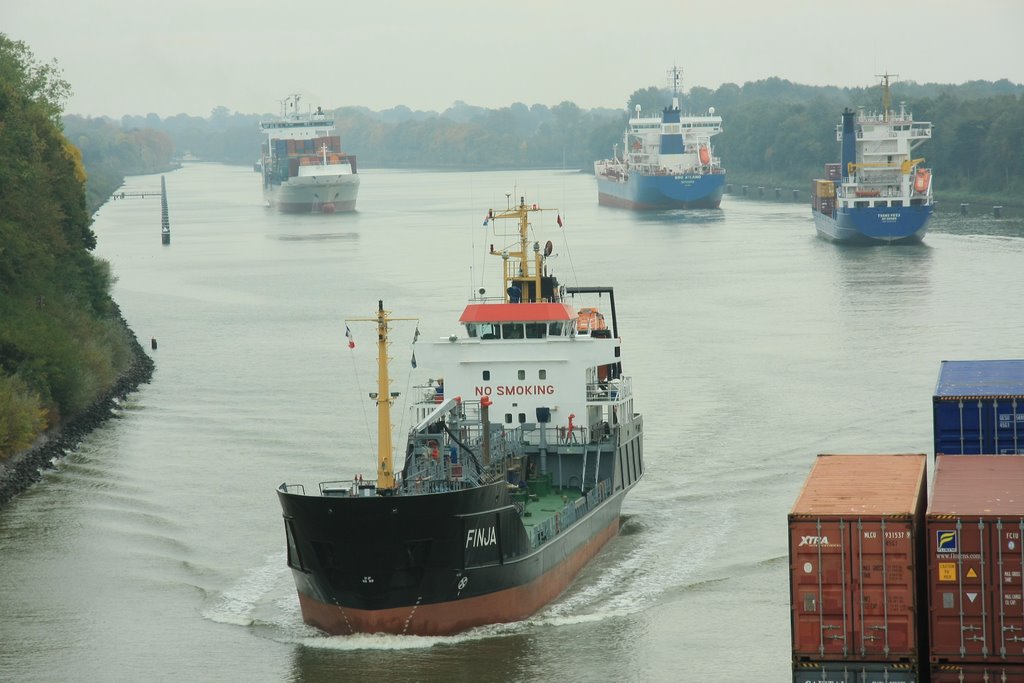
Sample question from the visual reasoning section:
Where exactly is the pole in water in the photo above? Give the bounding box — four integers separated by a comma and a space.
151, 337, 158, 350
160, 176, 171, 245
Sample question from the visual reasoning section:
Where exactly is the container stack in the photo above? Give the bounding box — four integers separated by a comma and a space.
787, 360, 1024, 682
812, 178, 836, 218
925, 455, 1024, 682
789, 453, 929, 683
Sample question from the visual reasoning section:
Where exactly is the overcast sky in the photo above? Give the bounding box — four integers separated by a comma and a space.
5, 0, 1024, 118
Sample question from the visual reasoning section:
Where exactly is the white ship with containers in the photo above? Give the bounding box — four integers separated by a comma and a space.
812, 74, 934, 244
259, 95, 359, 214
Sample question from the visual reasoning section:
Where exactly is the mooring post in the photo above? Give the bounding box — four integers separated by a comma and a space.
160, 176, 170, 245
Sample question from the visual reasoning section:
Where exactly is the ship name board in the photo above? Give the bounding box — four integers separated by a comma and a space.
475, 385, 555, 397
466, 526, 497, 548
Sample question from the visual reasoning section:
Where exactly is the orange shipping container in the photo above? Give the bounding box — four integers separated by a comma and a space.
790, 454, 928, 665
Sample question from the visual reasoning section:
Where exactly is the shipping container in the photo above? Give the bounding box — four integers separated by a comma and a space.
794, 661, 919, 682
933, 360, 1024, 455
790, 454, 929, 664
927, 456, 1024, 666
930, 662, 1024, 682
826, 163, 842, 181
814, 179, 837, 198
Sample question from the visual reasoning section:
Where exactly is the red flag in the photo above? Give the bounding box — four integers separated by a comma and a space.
345, 324, 355, 349
556, 214, 563, 227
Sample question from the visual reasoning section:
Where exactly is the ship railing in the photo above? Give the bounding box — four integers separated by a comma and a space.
279, 483, 305, 495
530, 479, 611, 547
586, 377, 632, 403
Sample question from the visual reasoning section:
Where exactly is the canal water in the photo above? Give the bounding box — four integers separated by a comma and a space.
0, 164, 1021, 682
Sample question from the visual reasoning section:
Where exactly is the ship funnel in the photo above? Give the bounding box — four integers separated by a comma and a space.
840, 108, 856, 179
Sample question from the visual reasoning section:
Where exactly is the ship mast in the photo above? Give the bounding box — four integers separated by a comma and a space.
488, 197, 556, 304
876, 72, 897, 122
347, 300, 416, 491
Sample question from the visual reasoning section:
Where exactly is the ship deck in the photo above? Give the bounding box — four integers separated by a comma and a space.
513, 478, 588, 545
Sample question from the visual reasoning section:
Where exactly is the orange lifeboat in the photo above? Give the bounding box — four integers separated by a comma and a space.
576, 307, 607, 333
698, 145, 711, 165
914, 169, 931, 193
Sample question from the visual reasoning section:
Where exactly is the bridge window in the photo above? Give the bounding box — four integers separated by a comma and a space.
525, 323, 546, 339
548, 321, 564, 336
465, 323, 479, 338
480, 323, 500, 340
501, 323, 524, 339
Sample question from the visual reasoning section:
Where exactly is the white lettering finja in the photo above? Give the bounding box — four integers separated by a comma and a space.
799, 535, 830, 547
465, 526, 498, 548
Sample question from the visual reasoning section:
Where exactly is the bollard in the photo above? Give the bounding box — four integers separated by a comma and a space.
775, 188, 781, 200
758, 186, 764, 198
960, 203, 969, 216
993, 206, 1002, 218
792, 189, 799, 201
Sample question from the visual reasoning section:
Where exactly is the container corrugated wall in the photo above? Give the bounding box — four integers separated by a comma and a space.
929, 662, 1024, 682
789, 454, 928, 668
926, 455, 1024, 669
933, 360, 1024, 455
793, 661, 918, 682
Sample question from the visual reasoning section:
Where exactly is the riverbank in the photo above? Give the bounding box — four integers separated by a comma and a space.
0, 306, 154, 509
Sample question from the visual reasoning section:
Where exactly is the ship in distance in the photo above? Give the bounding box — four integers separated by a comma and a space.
259, 94, 359, 214
594, 66, 726, 209
812, 74, 934, 244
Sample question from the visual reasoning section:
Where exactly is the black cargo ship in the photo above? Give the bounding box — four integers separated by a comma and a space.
277, 198, 644, 636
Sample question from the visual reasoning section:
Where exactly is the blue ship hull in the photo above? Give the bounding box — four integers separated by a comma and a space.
597, 172, 725, 210
813, 204, 932, 245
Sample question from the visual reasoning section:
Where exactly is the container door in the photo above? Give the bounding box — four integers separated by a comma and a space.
852, 518, 919, 660
929, 518, 992, 661
791, 518, 853, 659
934, 397, 1024, 455
993, 518, 1024, 660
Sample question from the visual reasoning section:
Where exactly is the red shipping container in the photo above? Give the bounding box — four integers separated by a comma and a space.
927, 455, 1024, 666
930, 662, 1024, 682
790, 454, 928, 664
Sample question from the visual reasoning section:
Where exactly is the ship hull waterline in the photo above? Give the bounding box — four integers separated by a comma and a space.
280, 485, 629, 636
264, 176, 360, 214
596, 173, 725, 210
813, 205, 931, 245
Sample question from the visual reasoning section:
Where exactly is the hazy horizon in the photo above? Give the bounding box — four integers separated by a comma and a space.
5, 0, 1023, 119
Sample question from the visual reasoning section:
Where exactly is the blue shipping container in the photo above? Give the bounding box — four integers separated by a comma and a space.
933, 360, 1024, 455
793, 662, 918, 683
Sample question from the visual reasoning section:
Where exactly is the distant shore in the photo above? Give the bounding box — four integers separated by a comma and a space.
0, 307, 154, 510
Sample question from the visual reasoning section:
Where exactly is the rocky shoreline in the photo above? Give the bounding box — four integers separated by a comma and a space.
0, 309, 155, 509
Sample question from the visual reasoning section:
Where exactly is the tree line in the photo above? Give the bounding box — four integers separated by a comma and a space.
0, 35, 142, 457
76, 77, 1024, 205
